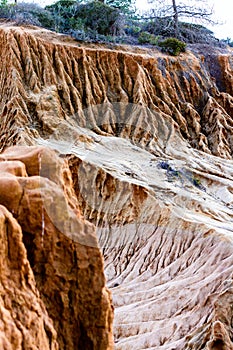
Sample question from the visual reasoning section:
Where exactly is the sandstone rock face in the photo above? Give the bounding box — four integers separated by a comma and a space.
0, 146, 113, 349
0, 204, 58, 350
0, 25, 233, 159
54, 131, 233, 350
1, 23, 233, 349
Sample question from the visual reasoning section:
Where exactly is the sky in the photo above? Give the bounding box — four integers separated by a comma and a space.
135, 0, 233, 40
13, 0, 233, 40
208, 0, 232, 39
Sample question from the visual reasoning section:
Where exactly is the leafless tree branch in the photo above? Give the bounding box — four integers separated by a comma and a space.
144, 0, 216, 37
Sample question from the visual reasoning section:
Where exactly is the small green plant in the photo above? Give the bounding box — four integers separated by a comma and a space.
158, 37, 186, 56
131, 25, 141, 35
158, 161, 206, 191
138, 31, 160, 45
158, 161, 181, 182
192, 176, 201, 187
149, 35, 160, 45
138, 31, 151, 43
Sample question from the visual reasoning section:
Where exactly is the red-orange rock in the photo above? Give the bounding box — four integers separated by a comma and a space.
0, 146, 114, 350
0, 204, 59, 350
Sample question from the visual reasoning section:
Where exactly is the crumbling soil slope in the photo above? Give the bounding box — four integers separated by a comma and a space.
0, 23, 233, 349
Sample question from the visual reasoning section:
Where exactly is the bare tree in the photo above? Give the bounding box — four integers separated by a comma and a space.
148, 0, 215, 38
172, 0, 179, 37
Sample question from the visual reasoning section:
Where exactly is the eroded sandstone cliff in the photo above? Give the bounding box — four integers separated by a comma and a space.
0, 146, 113, 349
0, 23, 233, 349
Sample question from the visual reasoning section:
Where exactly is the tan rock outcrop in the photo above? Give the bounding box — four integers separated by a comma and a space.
0, 204, 58, 350
0, 146, 114, 349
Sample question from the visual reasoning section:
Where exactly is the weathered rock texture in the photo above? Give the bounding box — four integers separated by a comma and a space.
0, 23, 233, 349
0, 146, 113, 349
0, 204, 59, 350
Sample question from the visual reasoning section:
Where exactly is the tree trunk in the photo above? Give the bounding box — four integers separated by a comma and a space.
172, 0, 179, 38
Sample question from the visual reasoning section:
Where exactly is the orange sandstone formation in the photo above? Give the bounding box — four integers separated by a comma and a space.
0, 24, 233, 349
0, 146, 113, 349
0, 26, 232, 159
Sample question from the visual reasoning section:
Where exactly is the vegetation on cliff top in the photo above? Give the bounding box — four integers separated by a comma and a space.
0, 0, 226, 54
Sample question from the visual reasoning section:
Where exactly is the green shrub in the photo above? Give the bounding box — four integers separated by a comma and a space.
138, 31, 159, 45
138, 31, 151, 43
0, 3, 56, 29
106, 0, 136, 18
46, 0, 82, 32
32, 8, 55, 29
129, 24, 141, 35
68, 17, 85, 30
76, 1, 122, 35
47, 1, 123, 35
0, 0, 7, 7
158, 37, 186, 56
0, 4, 10, 18
192, 176, 201, 187
149, 34, 160, 45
